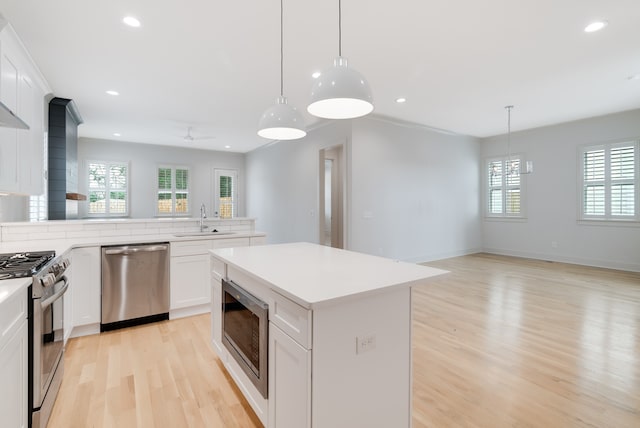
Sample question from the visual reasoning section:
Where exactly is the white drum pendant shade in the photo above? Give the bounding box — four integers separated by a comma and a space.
307, 56, 374, 119
258, 96, 307, 140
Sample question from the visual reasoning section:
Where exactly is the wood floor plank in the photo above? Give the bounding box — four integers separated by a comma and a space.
48, 253, 639, 427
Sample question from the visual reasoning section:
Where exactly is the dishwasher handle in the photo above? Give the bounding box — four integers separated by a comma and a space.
105, 244, 169, 256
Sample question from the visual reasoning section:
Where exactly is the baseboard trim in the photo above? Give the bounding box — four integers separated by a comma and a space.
170, 304, 211, 320
70, 323, 100, 339
403, 247, 482, 264
482, 247, 640, 273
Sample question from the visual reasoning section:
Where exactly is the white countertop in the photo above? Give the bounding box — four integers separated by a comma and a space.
211, 242, 448, 308
0, 278, 30, 305
0, 231, 265, 254
0, 231, 266, 293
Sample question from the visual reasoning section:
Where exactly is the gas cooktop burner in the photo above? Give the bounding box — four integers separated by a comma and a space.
0, 251, 56, 279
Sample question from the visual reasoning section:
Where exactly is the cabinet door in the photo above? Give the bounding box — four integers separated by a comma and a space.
17, 73, 44, 195
170, 254, 210, 309
210, 277, 223, 356
71, 247, 101, 326
0, 39, 20, 193
268, 324, 311, 428
0, 320, 28, 428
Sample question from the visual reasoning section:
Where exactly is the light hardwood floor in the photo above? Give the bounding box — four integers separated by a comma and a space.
49, 253, 640, 427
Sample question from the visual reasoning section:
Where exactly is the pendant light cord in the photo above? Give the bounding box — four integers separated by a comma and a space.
338, 0, 342, 56
280, 0, 284, 96
505, 105, 513, 174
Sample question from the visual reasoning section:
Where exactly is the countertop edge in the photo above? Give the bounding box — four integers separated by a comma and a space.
210, 245, 449, 309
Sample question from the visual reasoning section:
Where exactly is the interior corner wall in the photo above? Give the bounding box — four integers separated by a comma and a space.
78, 138, 246, 219
481, 108, 640, 272
350, 118, 481, 262
245, 121, 352, 244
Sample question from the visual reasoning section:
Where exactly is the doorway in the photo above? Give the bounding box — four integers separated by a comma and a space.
319, 145, 344, 248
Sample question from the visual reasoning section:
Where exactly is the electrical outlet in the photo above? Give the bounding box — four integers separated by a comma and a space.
356, 334, 376, 354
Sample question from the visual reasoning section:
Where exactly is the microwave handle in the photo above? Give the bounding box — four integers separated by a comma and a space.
40, 276, 69, 309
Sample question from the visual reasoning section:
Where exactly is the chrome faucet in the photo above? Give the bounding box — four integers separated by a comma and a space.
200, 203, 209, 232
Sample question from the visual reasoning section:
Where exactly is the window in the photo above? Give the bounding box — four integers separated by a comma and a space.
88, 161, 129, 216
157, 166, 190, 215
486, 156, 524, 217
580, 141, 638, 220
214, 169, 237, 218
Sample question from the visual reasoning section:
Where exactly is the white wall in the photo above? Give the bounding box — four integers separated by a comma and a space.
350, 118, 482, 261
246, 117, 482, 262
246, 121, 351, 244
78, 138, 246, 219
481, 109, 640, 271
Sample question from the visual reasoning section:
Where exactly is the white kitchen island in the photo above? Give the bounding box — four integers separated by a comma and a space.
210, 242, 448, 428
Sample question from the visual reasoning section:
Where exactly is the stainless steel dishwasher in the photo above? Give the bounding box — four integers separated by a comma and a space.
101, 243, 170, 331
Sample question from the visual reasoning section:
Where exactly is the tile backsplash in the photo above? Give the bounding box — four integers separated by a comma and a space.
0, 218, 255, 243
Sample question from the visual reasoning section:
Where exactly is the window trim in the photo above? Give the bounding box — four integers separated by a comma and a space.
156, 165, 191, 217
484, 154, 527, 219
578, 139, 639, 222
86, 160, 130, 218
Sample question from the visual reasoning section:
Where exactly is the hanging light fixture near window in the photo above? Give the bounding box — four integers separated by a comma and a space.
258, 0, 306, 140
307, 0, 374, 119
504, 105, 533, 176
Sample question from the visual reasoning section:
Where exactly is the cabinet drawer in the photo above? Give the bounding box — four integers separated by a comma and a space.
171, 240, 212, 256
270, 292, 312, 349
212, 237, 250, 249
0, 286, 27, 351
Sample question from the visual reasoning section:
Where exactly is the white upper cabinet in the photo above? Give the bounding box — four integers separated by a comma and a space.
0, 24, 48, 195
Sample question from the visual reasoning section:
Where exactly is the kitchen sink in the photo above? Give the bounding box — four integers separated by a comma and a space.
173, 231, 237, 237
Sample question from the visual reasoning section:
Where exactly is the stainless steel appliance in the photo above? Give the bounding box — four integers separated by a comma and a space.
101, 243, 170, 331
0, 250, 71, 428
222, 279, 269, 398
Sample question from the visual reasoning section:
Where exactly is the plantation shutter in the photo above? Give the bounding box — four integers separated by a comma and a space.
610, 145, 635, 216
583, 149, 605, 216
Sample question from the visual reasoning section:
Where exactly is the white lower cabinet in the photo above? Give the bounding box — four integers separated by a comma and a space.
268, 324, 311, 428
171, 237, 254, 317
171, 252, 211, 309
0, 292, 28, 428
71, 247, 101, 331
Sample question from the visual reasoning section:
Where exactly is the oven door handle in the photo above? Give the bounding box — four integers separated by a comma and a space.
40, 276, 69, 309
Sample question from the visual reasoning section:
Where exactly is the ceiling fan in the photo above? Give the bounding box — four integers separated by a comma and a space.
183, 126, 215, 143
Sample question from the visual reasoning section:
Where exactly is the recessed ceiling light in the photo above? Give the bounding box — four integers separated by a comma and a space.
628, 73, 640, 81
224, 145, 231, 149
584, 21, 608, 33
123, 16, 141, 28
395, 97, 407, 103
113, 133, 121, 137
311, 72, 321, 79
106, 90, 119, 96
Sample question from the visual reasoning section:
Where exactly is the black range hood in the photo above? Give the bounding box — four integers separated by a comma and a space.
0, 99, 29, 129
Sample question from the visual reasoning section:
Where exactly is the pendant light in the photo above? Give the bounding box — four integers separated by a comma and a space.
504, 105, 532, 176
307, 0, 373, 119
258, 0, 306, 140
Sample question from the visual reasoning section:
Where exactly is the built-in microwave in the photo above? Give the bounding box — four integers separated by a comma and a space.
222, 278, 269, 398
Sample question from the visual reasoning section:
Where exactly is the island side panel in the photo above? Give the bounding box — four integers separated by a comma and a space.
312, 287, 412, 428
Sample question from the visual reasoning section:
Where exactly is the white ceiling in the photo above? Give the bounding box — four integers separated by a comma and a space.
1, 0, 639, 153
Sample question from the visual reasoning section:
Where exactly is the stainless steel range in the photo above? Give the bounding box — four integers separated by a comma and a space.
0, 251, 55, 280
0, 250, 70, 428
